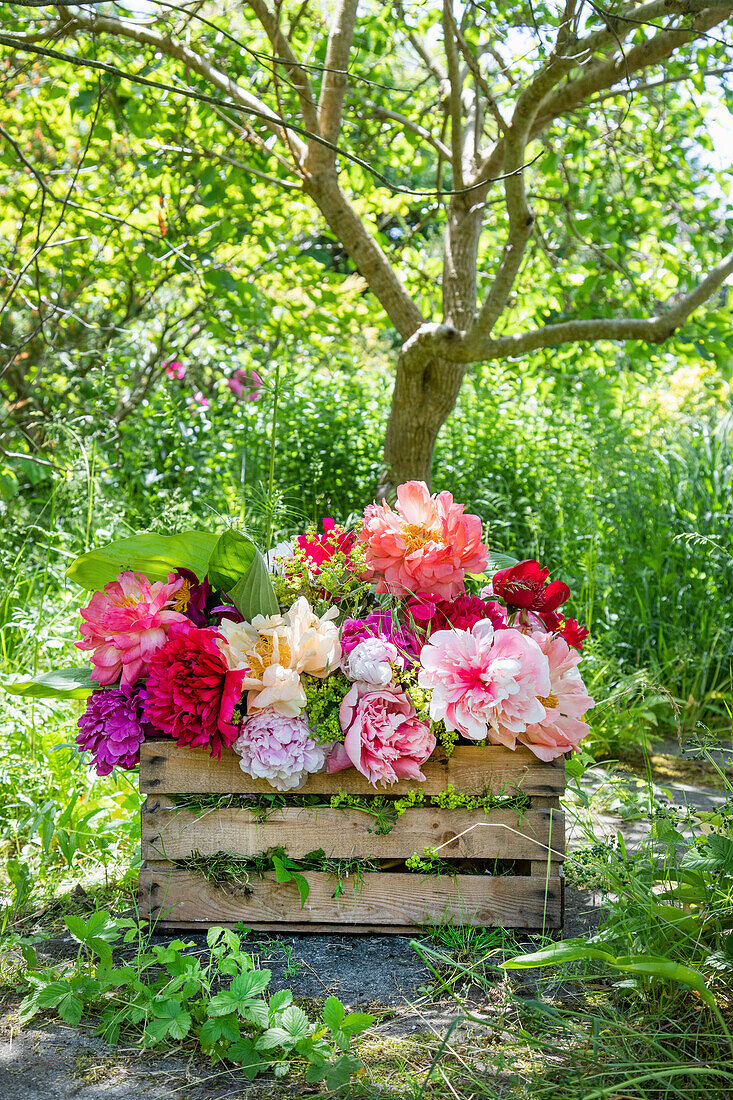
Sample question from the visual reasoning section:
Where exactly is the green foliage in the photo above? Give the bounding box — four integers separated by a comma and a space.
67, 532, 219, 590
5, 667, 94, 700
207, 528, 279, 618
17, 915, 373, 1083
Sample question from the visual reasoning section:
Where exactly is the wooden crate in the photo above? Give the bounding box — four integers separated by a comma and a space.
138, 740, 565, 933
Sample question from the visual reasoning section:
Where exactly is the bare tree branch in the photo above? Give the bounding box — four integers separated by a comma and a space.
401, 251, 733, 366
316, 0, 359, 149
442, 0, 465, 192
244, 0, 319, 138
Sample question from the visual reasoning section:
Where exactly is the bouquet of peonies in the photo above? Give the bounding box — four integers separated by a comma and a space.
69, 481, 594, 790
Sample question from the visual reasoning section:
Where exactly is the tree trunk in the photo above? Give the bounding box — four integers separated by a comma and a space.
380, 352, 467, 494
379, 195, 484, 494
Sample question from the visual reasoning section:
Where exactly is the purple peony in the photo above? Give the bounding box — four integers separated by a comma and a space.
76, 685, 149, 776
339, 612, 420, 661
232, 709, 326, 791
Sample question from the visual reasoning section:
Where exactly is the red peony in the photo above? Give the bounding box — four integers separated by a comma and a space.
557, 617, 589, 650
492, 559, 570, 613
143, 621, 245, 759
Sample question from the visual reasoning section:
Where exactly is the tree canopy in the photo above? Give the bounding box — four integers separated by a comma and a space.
2, 1, 732, 486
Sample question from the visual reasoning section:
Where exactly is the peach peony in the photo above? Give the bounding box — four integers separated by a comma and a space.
516, 632, 594, 761
359, 481, 488, 599
216, 597, 341, 717
76, 571, 188, 687
418, 621, 550, 746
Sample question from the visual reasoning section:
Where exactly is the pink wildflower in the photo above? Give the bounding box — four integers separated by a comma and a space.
163, 359, 186, 380
418, 621, 550, 746
76, 571, 188, 687
359, 481, 488, 599
228, 368, 263, 401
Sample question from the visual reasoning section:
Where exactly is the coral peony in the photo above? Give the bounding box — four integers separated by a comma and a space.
492, 559, 570, 614
76, 684, 149, 776
216, 597, 340, 717
329, 683, 436, 786
359, 480, 488, 599
342, 637, 403, 687
233, 709, 326, 790
418, 621, 550, 746
76, 571, 188, 687
144, 621, 245, 759
517, 633, 594, 760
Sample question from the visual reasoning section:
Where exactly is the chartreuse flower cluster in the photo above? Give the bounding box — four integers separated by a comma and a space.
66, 479, 594, 788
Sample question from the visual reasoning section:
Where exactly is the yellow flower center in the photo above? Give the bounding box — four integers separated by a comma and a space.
538, 693, 559, 709
171, 579, 192, 613
248, 634, 291, 677
401, 522, 441, 554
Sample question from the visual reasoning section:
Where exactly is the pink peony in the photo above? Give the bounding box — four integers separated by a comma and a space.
164, 359, 185, 380
418, 621, 550, 746
233, 710, 326, 790
297, 518, 354, 571
144, 621, 245, 759
359, 481, 489, 600
328, 684, 436, 787
517, 633, 594, 761
76, 571, 188, 687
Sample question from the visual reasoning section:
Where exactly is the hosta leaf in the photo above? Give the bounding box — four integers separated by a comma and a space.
207, 528, 278, 618
67, 531, 219, 590
5, 667, 95, 700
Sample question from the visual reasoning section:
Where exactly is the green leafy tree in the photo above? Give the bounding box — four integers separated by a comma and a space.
1, 0, 732, 487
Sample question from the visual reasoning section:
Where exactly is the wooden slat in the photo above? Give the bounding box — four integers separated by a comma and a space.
139, 741, 564, 797
141, 799, 565, 862
138, 864, 562, 929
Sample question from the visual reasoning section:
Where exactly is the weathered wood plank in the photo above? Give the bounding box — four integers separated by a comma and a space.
141, 800, 565, 862
139, 741, 564, 797
138, 865, 563, 929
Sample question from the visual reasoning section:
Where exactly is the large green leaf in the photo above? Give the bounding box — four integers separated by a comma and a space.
208, 529, 278, 619
67, 531, 220, 590
502, 942, 715, 1007
4, 667, 95, 700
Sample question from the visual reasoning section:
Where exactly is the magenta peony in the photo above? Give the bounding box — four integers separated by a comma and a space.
144, 621, 245, 759
76, 571, 188, 687
340, 612, 420, 661
517, 633, 594, 761
233, 710, 326, 790
329, 683, 436, 786
418, 621, 550, 746
359, 481, 488, 600
423, 595, 507, 636
76, 685, 149, 776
